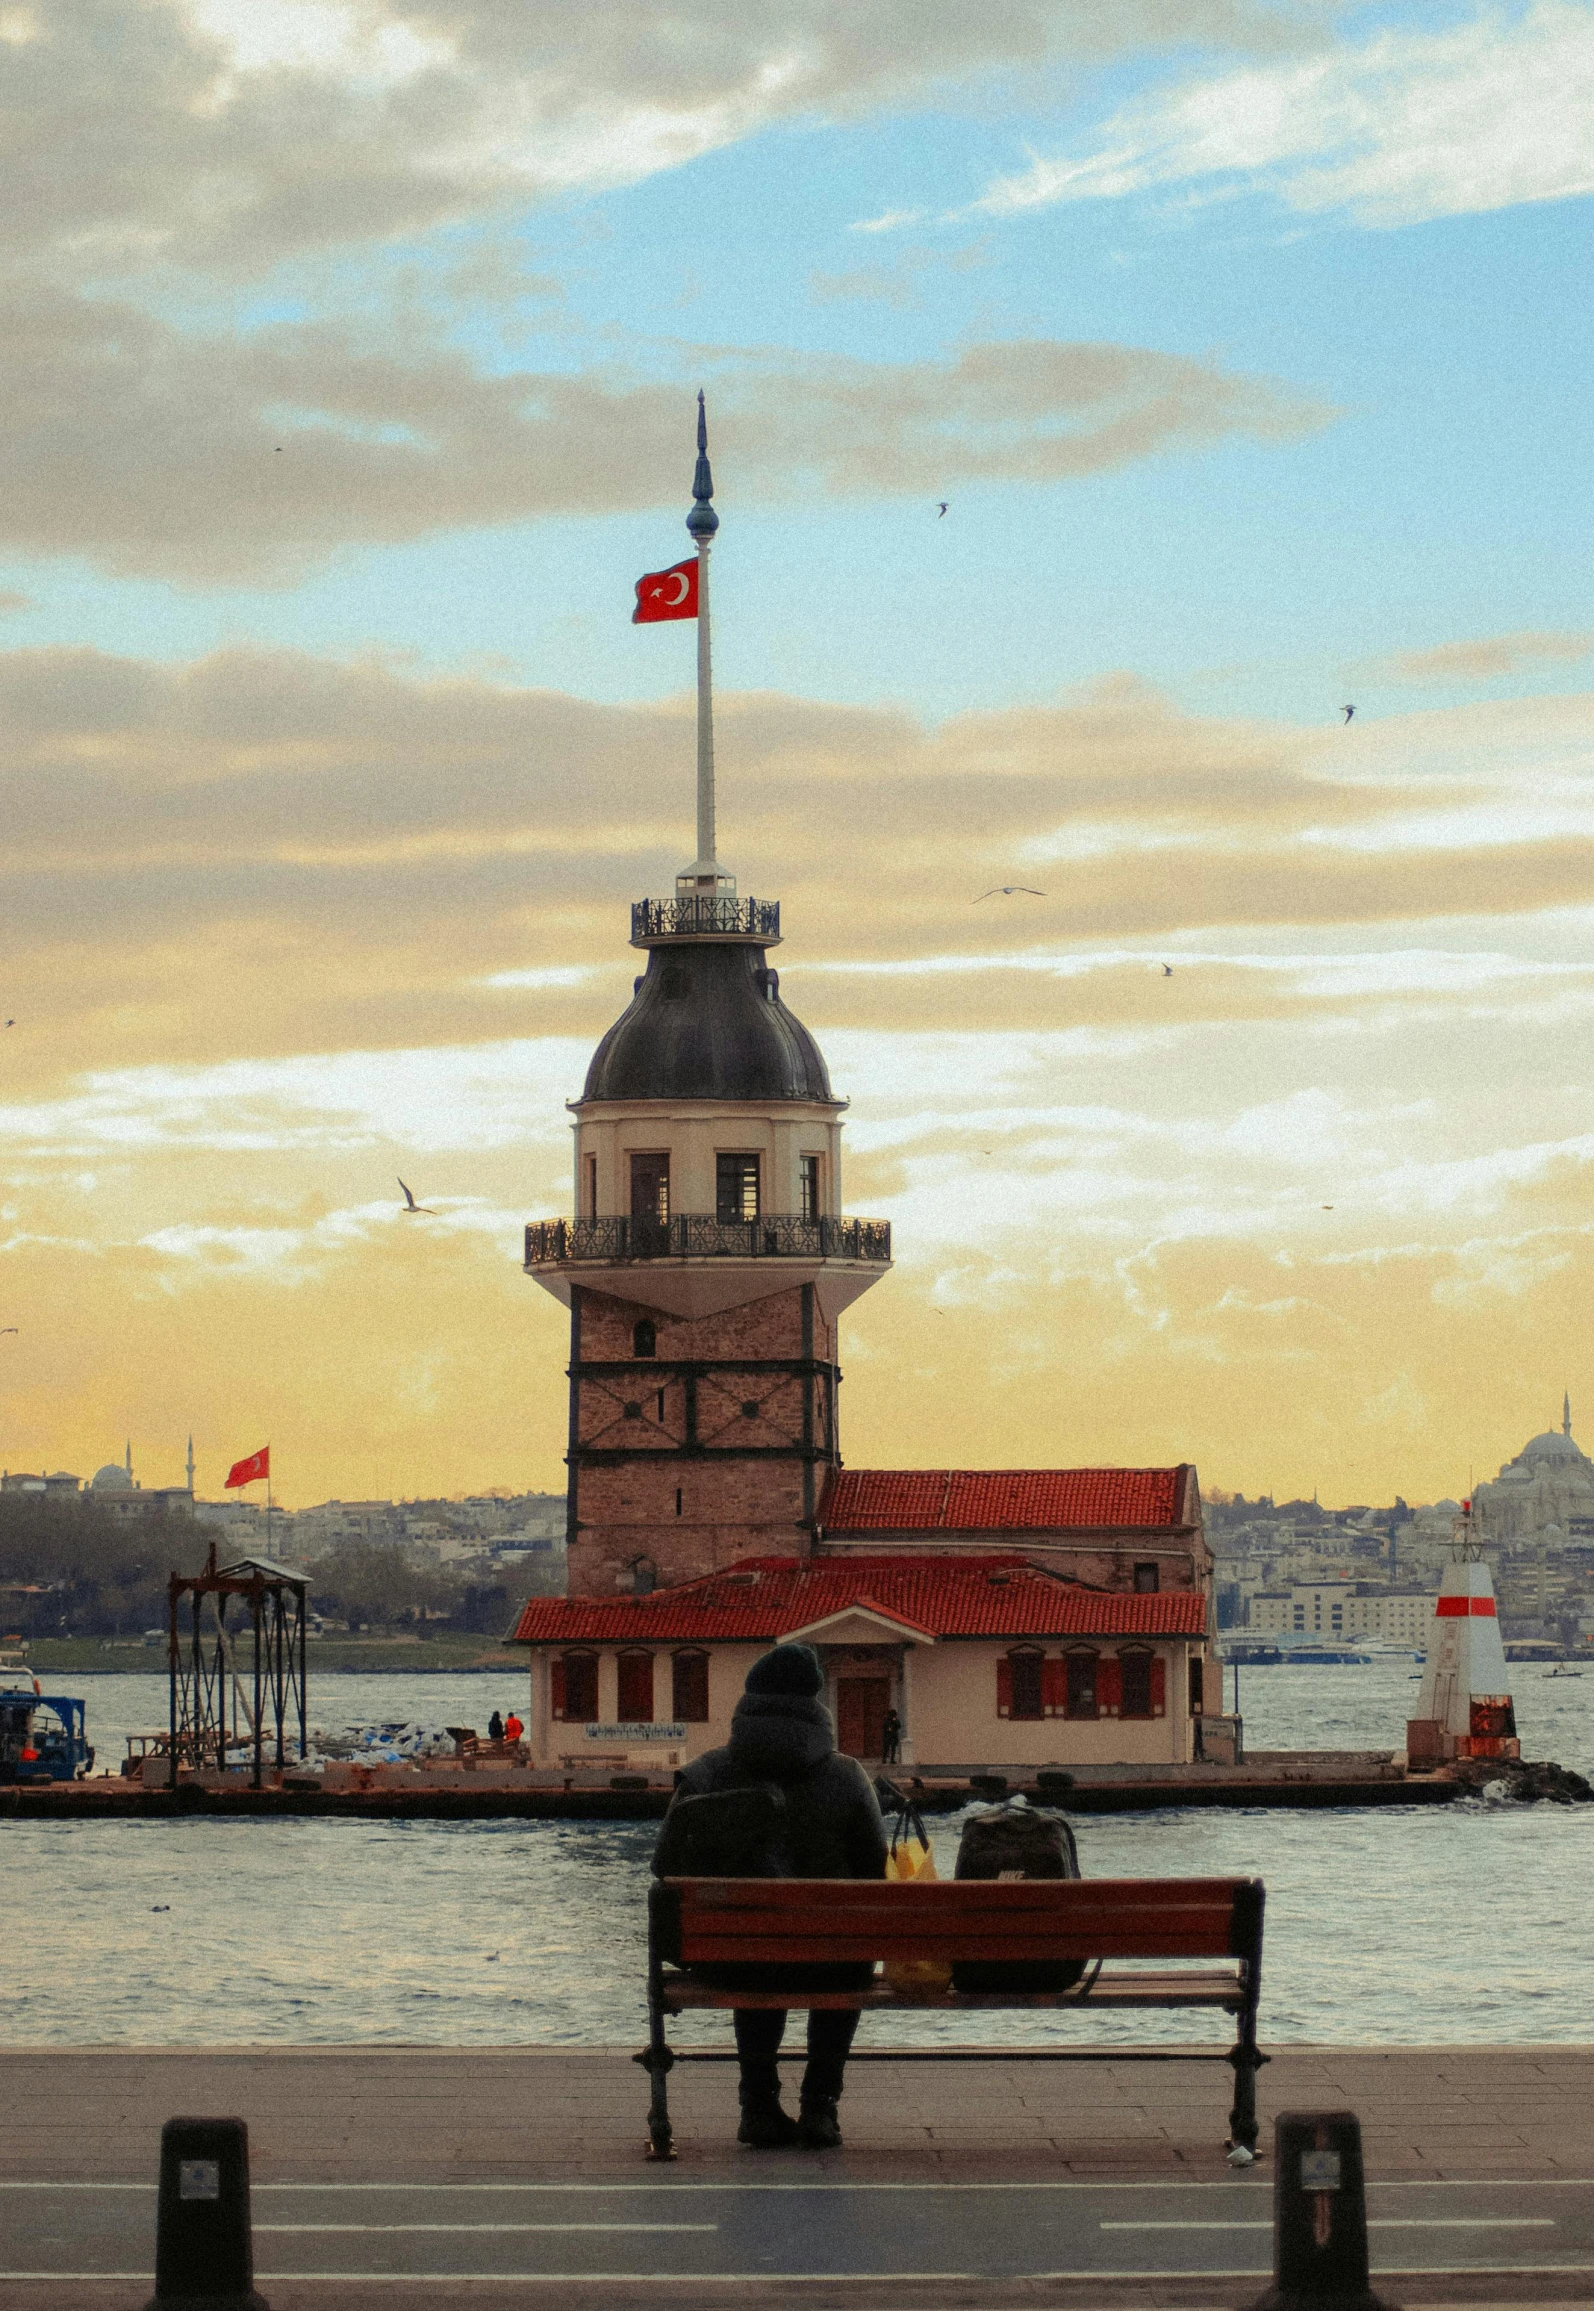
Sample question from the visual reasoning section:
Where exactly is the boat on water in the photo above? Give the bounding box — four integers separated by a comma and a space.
1219, 1640, 1375, 1667
0, 1680, 94, 1782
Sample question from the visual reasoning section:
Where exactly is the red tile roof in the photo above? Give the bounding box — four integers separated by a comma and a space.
509, 1555, 1206, 1647
819, 1467, 1192, 1535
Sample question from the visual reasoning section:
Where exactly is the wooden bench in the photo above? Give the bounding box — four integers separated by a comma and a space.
641, 1874, 1265, 2162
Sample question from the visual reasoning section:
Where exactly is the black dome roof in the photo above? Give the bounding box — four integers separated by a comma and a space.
581, 941, 834, 1104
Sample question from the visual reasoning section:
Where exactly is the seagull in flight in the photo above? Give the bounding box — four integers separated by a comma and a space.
1321, 1204, 1335, 1211
973, 885, 1045, 902
1161, 964, 1174, 977
398, 1179, 435, 1216
936, 502, 948, 517
1341, 704, 1355, 722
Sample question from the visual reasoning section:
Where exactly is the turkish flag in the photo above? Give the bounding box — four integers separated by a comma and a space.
225, 1445, 270, 1489
633, 558, 698, 623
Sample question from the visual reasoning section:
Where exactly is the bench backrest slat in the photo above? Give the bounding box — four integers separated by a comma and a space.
660, 1875, 1260, 1965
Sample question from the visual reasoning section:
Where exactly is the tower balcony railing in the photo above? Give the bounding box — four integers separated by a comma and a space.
632, 896, 779, 943
524, 1213, 891, 1267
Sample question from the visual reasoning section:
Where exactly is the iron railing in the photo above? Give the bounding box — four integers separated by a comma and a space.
631, 897, 780, 942
525, 1214, 891, 1266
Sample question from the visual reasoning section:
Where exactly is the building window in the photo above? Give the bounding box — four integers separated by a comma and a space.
716, 1152, 760, 1222
1133, 1562, 1159, 1594
630, 1153, 669, 1223
800, 1155, 822, 1221
633, 1319, 656, 1358
617, 1649, 654, 1721
1065, 1650, 1098, 1721
584, 1152, 597, 1218
1119, 1650, 1154, 1719
1188, 1657, 1205, 1716
1002, 1647, 1044, 1720
553, 1651, 598, 1723
673, 1650, 709, 1722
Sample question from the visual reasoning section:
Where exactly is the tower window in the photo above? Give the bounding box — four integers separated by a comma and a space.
675, 1487, 683, 1517
800, 1155, 822, 1221
630, 1153, 669, 1223
717, 1153, 760, 1222
1133, 1562, 1159, 1594
583, 1153, 597, 1219
633, 1319, 656, 1359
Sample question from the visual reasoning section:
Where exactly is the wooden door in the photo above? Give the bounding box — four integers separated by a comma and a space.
836, 1678, 890, 1759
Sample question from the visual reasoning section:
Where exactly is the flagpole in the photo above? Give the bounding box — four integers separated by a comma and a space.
686, 389, 719, 889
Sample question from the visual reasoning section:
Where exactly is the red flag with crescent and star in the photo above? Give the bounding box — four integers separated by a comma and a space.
633, 558, 698, 623
225, 1445, 270, 1489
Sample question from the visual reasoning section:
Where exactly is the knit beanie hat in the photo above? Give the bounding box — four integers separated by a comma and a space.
744, 1642, 824, 1698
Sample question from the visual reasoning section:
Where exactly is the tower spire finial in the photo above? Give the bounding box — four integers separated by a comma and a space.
680, 389, 727, 897
1565, 1388, 1572, 1437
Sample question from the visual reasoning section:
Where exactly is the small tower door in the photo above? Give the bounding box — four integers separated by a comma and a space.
630, 1154, 670, 1256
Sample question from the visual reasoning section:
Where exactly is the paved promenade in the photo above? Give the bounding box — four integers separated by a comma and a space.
3, 2045, 1592, 2308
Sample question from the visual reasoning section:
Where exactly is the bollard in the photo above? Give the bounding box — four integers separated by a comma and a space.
1245, 2111, 1399, 2311
143, 2118, 269, 2311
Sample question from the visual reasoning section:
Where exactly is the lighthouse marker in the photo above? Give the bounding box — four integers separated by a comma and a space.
1406, 1497, 1519, 1767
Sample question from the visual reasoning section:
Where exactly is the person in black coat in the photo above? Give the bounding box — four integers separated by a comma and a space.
653, 1641, 887, 2149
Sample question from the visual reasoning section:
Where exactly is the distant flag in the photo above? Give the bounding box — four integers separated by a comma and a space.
225, 1445, 270, 1490
633, 558, 698, 624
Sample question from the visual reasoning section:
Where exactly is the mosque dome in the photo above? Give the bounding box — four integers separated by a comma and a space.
1517, 1429, 1588, 1467
581, 940, 834, 1106
91, 1463, 133, 1492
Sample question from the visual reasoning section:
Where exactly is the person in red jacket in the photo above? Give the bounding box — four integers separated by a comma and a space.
504, 1711, 524, 1745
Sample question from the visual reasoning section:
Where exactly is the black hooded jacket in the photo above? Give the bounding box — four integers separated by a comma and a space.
653, 1691, 888, 1882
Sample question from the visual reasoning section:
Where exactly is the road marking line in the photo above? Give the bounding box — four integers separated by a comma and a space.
257, 2223, 717, 2234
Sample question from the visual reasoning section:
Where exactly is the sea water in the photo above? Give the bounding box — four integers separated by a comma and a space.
4, 1662, 1590, 2047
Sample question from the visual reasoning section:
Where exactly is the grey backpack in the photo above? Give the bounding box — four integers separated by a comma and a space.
952, 1798, 1086, 1993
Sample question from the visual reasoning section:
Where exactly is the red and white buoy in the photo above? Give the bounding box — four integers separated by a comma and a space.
1406, 1499, 1519, 1766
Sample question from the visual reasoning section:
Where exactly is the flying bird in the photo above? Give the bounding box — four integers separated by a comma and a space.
973, 885, 1045, 901
398, 1179, 435, 1216
1321, 1204, 1335, 1211
936, 502, 948, 517
1161, 964, 1174, 977
1341, 704, 1355, 722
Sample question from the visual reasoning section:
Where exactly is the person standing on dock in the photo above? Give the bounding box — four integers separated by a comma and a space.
488, 1711, 504, 1743
503, 1711, 523, 1747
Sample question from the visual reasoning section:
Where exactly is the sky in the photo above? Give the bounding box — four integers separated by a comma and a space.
1, 0, 1593, 1509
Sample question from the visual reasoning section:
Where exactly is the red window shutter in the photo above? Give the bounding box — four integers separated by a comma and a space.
1042, 1656, 1067, 1718
617, 1650, 653, 1721
996, 1655, 1012, 1719
1097, 1656, 1122, 1718
550, 1656, 567, 1720
1151, 1655, 1167, 1717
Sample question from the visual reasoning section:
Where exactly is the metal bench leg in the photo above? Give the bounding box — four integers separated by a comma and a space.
638, 2000, 676, 2162
1226, 2030, 1265, 2164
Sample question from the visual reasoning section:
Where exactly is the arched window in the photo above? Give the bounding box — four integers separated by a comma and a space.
617, 1649, 654, 1722
672, 1649, 710, 1722
633, 1319, 656, 1358
997, 1646, 1044, 1721
552, 1651, 599, 1724
1064, 1649, 1099, 1721
1119, 1649, 1154, 1720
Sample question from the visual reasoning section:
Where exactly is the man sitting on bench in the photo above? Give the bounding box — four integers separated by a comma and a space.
653, 1642, 888, 2149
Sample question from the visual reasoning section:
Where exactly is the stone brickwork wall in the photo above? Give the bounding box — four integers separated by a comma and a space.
567, 1281, 838, 1597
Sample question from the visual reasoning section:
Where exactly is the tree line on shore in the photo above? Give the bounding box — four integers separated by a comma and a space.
0, 1493, 513, 1641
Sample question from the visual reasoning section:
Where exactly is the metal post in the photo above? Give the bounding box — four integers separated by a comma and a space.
696, 536, 714, 870
252, 1580, 264, 1791
167, 1574, 179, 1789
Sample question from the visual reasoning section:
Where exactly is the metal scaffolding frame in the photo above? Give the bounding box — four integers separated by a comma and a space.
167, 1544, 309, 1787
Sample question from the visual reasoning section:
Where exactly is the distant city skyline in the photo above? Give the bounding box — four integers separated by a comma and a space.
1, 5, 1592, 1504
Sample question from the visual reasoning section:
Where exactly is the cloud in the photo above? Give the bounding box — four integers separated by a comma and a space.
0, 311, 1329, 580
847, 207, 926, 235
4, 0, 1334, 280
1385, 628, 1594, 681
974, 2, 1594, 227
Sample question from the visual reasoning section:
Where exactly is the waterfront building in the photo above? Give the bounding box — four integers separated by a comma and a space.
1248, 1583, 1432, 1646
512, 405, 1218, 1768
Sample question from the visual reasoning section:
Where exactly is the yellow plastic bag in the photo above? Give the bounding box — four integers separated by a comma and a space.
882, 1832, 953, 1994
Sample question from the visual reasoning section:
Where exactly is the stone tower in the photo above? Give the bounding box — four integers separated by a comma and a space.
523, 402, 890, 1597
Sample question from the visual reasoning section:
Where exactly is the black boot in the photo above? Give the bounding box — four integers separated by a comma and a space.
738, 2091, 801, 2148
797, 2096, 842, 2149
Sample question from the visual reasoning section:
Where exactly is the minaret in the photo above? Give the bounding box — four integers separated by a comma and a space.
525, 398, 891, 1596
1564, 1390, 1572, 1438
124, 1439, 133, 1480
186, 1435, 196, 1495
